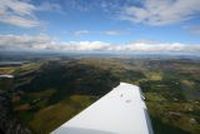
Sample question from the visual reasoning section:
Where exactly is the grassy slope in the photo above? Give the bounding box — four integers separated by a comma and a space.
10, 61, 114, 133
29, 95, 97, 134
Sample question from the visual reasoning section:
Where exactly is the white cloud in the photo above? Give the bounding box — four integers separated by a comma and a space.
118, 42, 200, 53
72, 30, 125, 36
61, 41, 110, 51
104, 30, 123, 36
0, 0, 39, 28
1, 15, 40, 28
0, 34, 52, 49
37, 1, 63, 13
121, 0, 200, 25
0, 34, 200, 53
0, 0, 62, 28
73, 30, 90, 36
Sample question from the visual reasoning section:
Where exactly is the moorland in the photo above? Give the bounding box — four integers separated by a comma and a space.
0, 53, 199, 134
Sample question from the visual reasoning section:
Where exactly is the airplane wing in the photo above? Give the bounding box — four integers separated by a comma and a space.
51, 82, 153, 134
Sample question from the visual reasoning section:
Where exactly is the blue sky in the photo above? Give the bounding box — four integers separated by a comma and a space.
0, 0, 200, 53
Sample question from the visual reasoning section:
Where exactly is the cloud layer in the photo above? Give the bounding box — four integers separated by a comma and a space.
1, 0, 200, 28
0, 0, 62, 28
0, 0, 39, 28
0, 34, 199, 53
121, 0, 200, 25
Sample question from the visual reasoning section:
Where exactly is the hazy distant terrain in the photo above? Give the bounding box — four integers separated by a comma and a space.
0, 53, 200, 134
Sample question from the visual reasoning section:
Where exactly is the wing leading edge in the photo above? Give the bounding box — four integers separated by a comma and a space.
51, 82, 153, 134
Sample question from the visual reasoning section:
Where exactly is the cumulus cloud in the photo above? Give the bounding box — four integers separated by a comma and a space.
0, 34, 110, 51
0, 0, 62, 28
121, 0, 200, 26
0, 34, 200, 53
0, 34, 52, 50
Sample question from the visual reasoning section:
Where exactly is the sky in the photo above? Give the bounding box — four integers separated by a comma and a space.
0, 0, 200, 54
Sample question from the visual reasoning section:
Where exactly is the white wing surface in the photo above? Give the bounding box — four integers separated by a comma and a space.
51, 82, 153, 134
